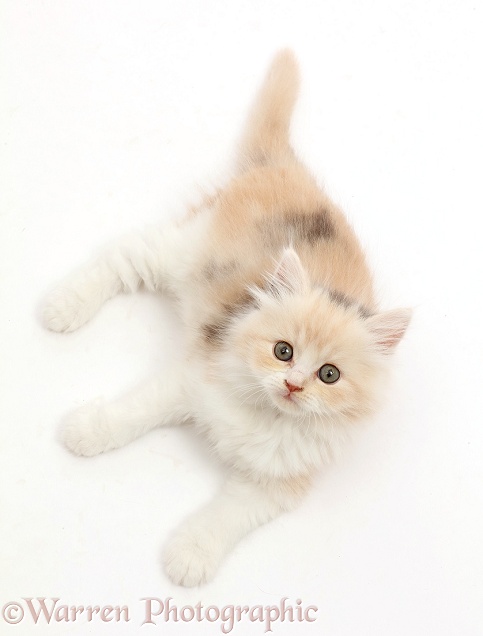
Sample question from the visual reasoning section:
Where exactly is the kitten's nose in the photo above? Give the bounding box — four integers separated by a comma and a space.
284, 379, 304, 393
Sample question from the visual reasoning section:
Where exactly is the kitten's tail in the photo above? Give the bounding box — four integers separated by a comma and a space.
238, 49, 300, 169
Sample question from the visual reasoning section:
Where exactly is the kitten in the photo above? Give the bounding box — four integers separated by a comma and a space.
42, 50, 411, 587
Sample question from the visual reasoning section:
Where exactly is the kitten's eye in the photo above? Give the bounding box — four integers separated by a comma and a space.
274, 341, 293, 361
318, 364, 340, 384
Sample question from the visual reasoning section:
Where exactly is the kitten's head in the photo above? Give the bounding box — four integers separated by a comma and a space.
224, 249, 411, 421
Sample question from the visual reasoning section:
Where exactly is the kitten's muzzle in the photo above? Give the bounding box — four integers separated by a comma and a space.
284, 379, 304, 393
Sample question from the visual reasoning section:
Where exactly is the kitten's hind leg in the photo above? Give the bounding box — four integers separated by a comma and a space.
63, 372, 189, 457
42, 222, 191, 333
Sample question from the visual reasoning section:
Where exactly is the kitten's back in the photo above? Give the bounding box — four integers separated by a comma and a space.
188, 51, 375, 340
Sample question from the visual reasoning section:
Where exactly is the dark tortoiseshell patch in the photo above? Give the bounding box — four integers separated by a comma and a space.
201, 322, 226, 345
327, 288, 373, 319
202, 259, 239, 282
284, 208, 335, 243
201, 290, 257, 348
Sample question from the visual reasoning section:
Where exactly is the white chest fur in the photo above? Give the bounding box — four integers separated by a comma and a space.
186, 379, 342, 479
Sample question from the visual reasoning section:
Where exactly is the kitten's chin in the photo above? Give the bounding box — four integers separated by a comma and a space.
270, 391, 303, 415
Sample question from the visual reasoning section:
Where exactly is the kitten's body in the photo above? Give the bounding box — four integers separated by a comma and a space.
42, 51, 410, 586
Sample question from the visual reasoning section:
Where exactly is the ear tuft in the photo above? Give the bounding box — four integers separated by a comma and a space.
267, 247, 310, 296
365, 308, 412, 353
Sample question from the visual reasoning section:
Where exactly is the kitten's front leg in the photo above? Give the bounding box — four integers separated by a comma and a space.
63, 372, 189, 456
163, 473, 311, 586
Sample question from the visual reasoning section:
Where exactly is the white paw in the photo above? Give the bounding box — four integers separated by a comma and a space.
62, 401, 114, 457
163, 527, 222, 587
42, 285, 98, 333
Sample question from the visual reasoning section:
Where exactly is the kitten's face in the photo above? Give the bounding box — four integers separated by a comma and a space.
228, 291, 395, 421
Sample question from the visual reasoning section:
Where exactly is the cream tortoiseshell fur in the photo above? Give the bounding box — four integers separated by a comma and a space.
42, 50, 411, 586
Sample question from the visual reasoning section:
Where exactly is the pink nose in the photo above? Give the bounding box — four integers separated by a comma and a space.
284, 380, 303, 393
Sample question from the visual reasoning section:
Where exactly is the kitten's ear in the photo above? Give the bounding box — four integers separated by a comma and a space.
268, 248, 310, 296
365, 308, 412, 353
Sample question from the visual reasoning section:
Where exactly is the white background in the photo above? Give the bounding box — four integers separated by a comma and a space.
1, 1, 483, 634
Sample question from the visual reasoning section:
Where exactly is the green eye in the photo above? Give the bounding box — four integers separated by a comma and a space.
318, 364, 340, 384
274, 341, 293, 361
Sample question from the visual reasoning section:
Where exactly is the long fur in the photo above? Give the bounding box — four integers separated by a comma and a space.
42, 50, 411, 587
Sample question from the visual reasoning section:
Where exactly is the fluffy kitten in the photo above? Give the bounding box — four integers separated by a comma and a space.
42, 50, 411, 586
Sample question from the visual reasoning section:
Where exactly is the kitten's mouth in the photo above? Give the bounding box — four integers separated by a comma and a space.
271, 389, 300, 413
